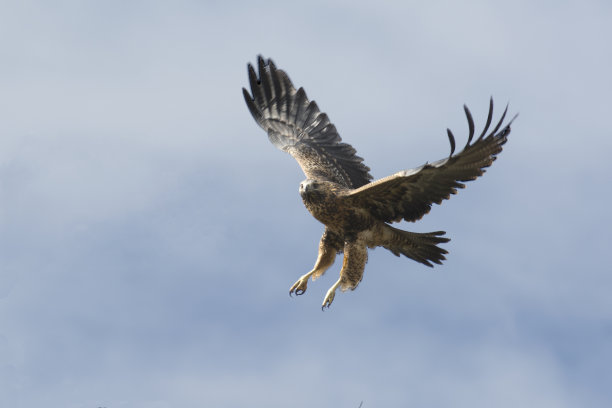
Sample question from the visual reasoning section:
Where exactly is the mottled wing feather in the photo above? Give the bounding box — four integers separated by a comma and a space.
243, 56, 372, 188
344, 99, 517, 223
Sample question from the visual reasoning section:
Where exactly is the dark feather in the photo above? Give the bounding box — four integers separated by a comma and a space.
463, 105, 475, 149
243, 56, 372, 188
344, 101, 516, 223
446, 129, 456, 157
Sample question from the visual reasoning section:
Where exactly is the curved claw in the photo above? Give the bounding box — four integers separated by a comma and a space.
321, 300, 333, 311
321, 281, 340, 310
289, 276, 309, 298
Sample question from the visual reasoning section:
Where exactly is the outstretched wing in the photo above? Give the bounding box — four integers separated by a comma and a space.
242, 56, 372, 189
343, 99, 517, 223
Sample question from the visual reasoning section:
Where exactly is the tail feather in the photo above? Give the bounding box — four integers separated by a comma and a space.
381, 225, 449, 267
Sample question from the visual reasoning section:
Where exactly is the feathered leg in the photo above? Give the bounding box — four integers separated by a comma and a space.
290, 229, 342, 296
322, 238, 368, 309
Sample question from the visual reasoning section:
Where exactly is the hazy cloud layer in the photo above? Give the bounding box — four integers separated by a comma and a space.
1, 1, 611, 407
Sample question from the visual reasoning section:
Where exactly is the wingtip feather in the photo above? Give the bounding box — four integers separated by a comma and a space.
477, 98, 495, 141
463, 104, 475, 148
446, 128, 456, 157
488, 103, 509, 137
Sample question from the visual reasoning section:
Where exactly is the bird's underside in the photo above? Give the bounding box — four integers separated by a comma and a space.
243, 55, 517, 309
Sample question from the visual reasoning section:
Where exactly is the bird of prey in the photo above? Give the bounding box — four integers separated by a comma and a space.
242, 56, 516, 309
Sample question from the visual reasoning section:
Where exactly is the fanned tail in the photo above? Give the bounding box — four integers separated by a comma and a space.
380, 225, 449, 267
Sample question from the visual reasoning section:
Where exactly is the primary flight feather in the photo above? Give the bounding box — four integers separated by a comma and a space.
243, 56, 517, 309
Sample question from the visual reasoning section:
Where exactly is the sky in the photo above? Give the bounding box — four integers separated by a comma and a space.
1, 0, 611, 407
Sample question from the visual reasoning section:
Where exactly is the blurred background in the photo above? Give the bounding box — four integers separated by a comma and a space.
1, 1, 611, 407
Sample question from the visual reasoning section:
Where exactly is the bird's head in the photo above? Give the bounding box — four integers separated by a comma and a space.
299, 179, 320, 196
299, 179, 338, 203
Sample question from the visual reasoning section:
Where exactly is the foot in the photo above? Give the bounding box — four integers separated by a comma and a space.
321, 279, 342, 310
321, 288, 336, 310
289, 275, 310, 296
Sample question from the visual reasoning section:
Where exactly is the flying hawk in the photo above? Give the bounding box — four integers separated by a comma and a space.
243, 56, 516, 309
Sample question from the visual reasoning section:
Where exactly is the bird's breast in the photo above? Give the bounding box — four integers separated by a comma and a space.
301, 193, 339, 225
302, 194, 372, 233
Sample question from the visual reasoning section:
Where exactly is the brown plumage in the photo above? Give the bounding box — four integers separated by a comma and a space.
243, 56, 517, 309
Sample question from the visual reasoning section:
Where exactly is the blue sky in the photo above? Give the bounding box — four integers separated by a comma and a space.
1, 1, 611, 407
